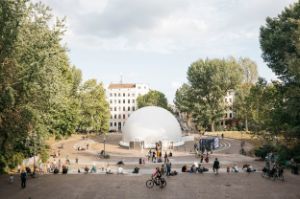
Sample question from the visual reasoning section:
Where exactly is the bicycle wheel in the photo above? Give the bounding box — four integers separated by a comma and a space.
160, 178, 167, 188
146, 180, 154, 188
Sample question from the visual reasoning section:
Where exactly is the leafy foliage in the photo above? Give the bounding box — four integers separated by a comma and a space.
175, 58, 243, 131
137, 90, 169, 110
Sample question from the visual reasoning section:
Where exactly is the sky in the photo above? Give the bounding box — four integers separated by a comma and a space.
39, 0, 297, 103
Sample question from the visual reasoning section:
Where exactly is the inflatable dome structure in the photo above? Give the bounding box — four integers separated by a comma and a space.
120, 106, 184, 148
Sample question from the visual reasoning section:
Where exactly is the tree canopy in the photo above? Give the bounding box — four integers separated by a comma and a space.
137, 90, 169, 110
175, 58, 243, 131
0, 1, 109, 173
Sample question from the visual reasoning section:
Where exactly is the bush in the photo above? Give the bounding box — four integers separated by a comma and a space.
254, 144, 275, 159
8, 153, 24, 170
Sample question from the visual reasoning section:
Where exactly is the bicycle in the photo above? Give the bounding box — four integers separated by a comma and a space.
146, 176, 167, 189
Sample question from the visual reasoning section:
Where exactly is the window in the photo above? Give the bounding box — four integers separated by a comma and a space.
110, 107, 112, 111
229, 113, 233, 118
118, 114, 121, 119
128, 93, 130, 97
123, 107, 125, 111
110, 122, 112, 127
110, 100, 112, 104
123, 114, 125, 119
118, 93, 121, 97
132, 93, 135, 97
132, 99, 135, 103
110, 115, 112, 119
114, 122, 117, 127
123, 93, 125, 97
110, 93, 112, 97
229, 98, 232, 103
114, 107, 117, 111
132, 106, 135, 111
114, 99, 117, 103
128, 114, 130, 117
128, 106, 130, 111
123, 99, 125, 104
114, 93, 116, 97
128, 99, 130, 103
118, 100, 121, 104
118, 107, 121, 111
114, 114, 117, 119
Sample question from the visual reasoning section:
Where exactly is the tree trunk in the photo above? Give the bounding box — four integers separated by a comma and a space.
211, 121, 215, 132
245, 116, 248, 132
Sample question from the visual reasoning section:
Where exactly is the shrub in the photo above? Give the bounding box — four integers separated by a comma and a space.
254, 144, 275, 159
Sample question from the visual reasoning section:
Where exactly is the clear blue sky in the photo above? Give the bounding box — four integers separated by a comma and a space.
39, 0, 297, 103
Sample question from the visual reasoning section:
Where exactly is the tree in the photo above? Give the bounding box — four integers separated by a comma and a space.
175, 58, 243, 132
137, 90, 169, 110
0, 1, 87, 172
78, 79, 110, 133
233, 58, 258, 131
260, 1, 300, 141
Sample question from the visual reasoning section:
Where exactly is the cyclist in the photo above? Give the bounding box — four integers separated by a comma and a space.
152, 167, 162, 180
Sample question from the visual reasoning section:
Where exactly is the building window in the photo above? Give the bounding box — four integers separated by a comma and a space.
123, 107, 125, 111
132, 99, 135, 103
110, 93, 112, 97
118, 114, 121, 119
110, 122, 112, 127
118, 100, 121, 104
118, 107, 121, 111
114, 107, 117, 111
118, 93, 121, 97
229, 98, 232, 103
110, 100, 112, 104
114, 122, 117, 127
114, 114, 117, 119
132, 106, 135, 111
123, 114, 125, 119
110, 107, 112, 111
128, 114, 130, 117
128, 93, 130, 97
114, 93, 116, 97
128, 99, 130, 103
123, 93, 125, 97
132, 93, 135, 97
110, 115, 112, 119
123, 122, 125, 126
123, 99, 125, 104
229, 113, 233, 118
128, 106, 130, 111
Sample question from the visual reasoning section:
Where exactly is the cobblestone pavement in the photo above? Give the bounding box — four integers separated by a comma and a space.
0, 172, 299, 199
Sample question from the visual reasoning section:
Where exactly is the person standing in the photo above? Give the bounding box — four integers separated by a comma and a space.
213, 158, 220, 175
164, 152, 168, 163
75, 157, 79, 164
166, 159, 171, 176
20, 170, 27, 188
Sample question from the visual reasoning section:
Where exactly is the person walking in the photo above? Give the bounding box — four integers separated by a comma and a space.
213, 158, 220, 175
75, 157, 79, 164
20, 170, 27, 188
164, 152, 168, 163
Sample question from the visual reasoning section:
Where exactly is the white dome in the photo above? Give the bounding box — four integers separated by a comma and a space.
120, 106, 183, 148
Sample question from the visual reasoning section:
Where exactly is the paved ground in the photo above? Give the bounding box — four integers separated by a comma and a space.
1, 172, 299, 199
2, 133, 298, 199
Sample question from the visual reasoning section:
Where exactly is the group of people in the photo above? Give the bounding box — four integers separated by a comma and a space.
147, 149, 173, 163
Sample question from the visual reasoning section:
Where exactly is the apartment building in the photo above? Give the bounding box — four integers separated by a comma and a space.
106, 83, 149, 132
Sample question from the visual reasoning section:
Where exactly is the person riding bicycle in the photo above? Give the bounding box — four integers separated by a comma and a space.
152, 167, 162, 180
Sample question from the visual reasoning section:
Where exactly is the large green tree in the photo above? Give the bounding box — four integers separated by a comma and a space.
0, 1, 109, 173
137, 90, 169, 110
175, 58, 243, 132
78, 79, 110, 133
233, 58, 258, 131
260, 1, 300, 141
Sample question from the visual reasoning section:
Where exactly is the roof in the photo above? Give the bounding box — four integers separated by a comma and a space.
108, 83, 136, 89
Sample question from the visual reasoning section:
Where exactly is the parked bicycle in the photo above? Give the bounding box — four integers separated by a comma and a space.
146, 176, 167, 189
